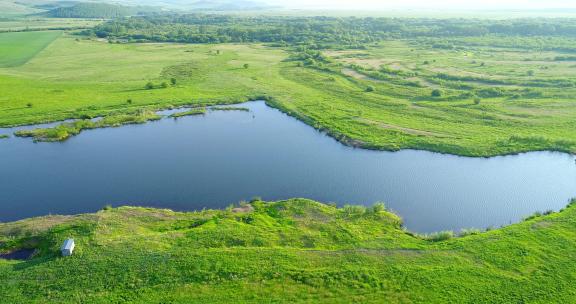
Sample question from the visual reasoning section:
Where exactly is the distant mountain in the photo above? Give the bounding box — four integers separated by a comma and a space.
116, 0, 278, 11
188, 0, 275, 11
45, 2, 156, 18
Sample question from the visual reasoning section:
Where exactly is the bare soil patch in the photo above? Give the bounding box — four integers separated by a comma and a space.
232, 205, 254, 213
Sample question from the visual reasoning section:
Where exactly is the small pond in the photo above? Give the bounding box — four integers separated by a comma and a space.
1, 101, 575, 232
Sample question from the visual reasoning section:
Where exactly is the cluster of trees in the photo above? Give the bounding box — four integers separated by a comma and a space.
144, 78, 177, 90
85, 15, 576, 46
288, 48, 332, 66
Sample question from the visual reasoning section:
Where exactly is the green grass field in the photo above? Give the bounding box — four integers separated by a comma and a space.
1, 32, 576, 156
0, 18, 103, 32
0, 31, 61, 67
1, 18, 576, 303
0, 199, 575, 303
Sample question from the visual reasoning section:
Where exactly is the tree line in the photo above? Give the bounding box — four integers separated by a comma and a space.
84, 14, 576, 47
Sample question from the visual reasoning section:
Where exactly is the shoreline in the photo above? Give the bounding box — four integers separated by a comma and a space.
2, 98, 575, 158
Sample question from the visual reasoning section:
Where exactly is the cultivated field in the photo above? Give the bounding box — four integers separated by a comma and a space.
0, 18, 103, 32
0, 31, 61, 67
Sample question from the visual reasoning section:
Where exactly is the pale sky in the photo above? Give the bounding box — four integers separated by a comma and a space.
266, 0, 576, 10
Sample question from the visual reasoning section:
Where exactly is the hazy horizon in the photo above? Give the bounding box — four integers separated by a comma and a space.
263, 0, 576, 10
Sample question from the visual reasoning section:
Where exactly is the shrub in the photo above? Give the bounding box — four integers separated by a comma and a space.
523, 211, 543, 221
126, 99, 132, 104
170, 78, 177, 85
460, 228, 481, 237
342, 204, 366, 217
250, 196, 262, 203
243, 63, 250, 69
145, 82, 154, 90
365, 86, 375, 92
431, 89, 442, 97
422, 230, 454, 242
161, 82, 169, 88
26, 102, 33, 108
474, 98, 481, 105
371, 202, 386, 213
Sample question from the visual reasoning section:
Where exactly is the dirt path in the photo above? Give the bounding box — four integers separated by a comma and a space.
357, 118, 451, 138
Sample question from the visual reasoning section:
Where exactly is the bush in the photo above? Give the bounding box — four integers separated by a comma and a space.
459, 228, 481, 237
523, 211, 543, 221
26, 102, 33, 108
365, 86, 375, 92
342, 204, 367, 217
431, 89, 442, 97
371, 202, 386, 213
126, 99, 132, 104
474, 98, 481, 105
161, 82, 169, 88
422, 230, 454, 242
170, 78, 177, 85
145, 82, 154, 90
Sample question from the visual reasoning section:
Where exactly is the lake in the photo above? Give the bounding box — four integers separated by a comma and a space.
1, 101, 575, 232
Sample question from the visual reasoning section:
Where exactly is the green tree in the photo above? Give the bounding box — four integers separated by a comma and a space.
170, 78, 177, 86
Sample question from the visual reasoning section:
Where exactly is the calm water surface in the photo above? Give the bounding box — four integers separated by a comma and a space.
1, 101, 575, 232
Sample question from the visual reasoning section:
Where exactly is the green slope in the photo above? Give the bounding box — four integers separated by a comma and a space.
1, 199, 575, 303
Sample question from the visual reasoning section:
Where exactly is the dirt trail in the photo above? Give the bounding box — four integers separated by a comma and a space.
357, 118, 451, 138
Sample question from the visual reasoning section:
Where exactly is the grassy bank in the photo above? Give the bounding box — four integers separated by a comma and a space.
1, 33, 576, 156
14, 110, 161, 142
0, 198, 575, 303
170, 107, 206, 118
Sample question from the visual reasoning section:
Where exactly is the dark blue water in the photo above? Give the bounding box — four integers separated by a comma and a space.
1, 101, 575, 232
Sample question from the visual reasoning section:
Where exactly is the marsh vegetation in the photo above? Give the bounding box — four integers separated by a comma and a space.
1, 16, 576, 155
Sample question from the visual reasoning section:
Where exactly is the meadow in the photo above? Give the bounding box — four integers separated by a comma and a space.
0, 198, 575, 303
1, 30, 575, 155
0, 31, 61, 67
0, 18, 103, 32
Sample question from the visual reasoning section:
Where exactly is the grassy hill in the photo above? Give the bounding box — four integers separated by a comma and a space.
0, 198, 575, 303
